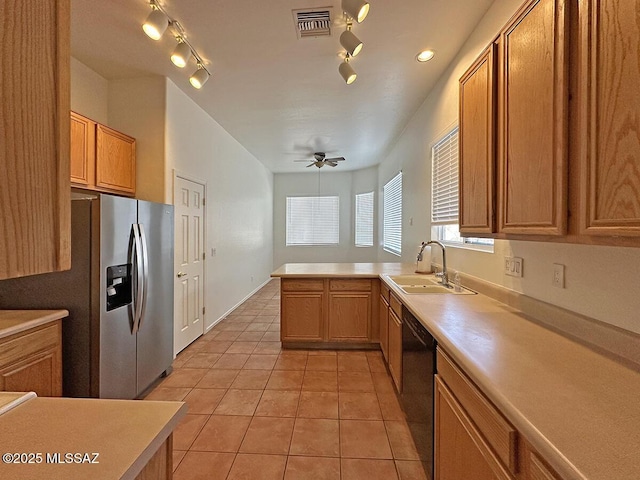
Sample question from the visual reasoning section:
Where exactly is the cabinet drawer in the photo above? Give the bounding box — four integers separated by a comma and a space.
0, 324, 60, 368
281, 279, 324, 292
329, 279, 372, 291
437, 348, 517, 474
389, 292, 402, 318
380, 282, 390, 302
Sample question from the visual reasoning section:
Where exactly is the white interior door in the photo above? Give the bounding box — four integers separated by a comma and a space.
174, 176, 205, 354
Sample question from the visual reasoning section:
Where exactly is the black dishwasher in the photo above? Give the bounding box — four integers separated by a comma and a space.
401, 306, 436, 480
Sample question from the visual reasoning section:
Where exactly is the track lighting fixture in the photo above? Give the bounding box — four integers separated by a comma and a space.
190, 64, 210, 89
340, 23, 363, 57
171, 40, 192, 68
339, 56, 357, 85
342, 0, 370, 23
143, 6, 169, 40
142, 1, 212, 88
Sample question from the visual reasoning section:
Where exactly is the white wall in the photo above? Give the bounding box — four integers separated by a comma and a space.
273, 167, 378, 267
376, 0, 640, 335
165, 80, 274, 329
70, 57, 108, 124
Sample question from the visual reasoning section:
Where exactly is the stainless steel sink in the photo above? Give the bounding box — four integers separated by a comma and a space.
386, 274, 476, 295
388, 275, 438, 286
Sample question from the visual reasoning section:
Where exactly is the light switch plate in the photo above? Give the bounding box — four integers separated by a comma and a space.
505, 256, 523, 277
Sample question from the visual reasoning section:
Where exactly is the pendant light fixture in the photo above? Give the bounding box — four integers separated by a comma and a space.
171, 40, 192, 68
342, 0, 370, 23
189, 63, 210, 89
143, 5, 169, 40
339, 55, 357, 85
340, 22, 363, 57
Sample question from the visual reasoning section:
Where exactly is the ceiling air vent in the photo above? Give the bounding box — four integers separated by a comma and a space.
293, 8, 333, 39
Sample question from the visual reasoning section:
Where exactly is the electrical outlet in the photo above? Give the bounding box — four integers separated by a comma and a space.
553, 263, 565, 288
505, 256, 523, 277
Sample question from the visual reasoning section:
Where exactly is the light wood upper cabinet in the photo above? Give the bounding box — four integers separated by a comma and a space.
70, 112, 96, 187
579, 0, 640, 236
96, 124, 136, 196
0, 0, 71, 280
499, 0, 569, 235
459, 43, 497, 235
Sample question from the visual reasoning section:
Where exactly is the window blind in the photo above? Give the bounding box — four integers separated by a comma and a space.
355, 191, 374, 247
286, 196, 339, 246
431, 127, 459, 224
383, 172, 402, 256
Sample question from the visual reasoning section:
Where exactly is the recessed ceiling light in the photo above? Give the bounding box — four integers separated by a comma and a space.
416, 50, 435, 62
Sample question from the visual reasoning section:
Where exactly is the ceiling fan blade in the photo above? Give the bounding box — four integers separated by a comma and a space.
324, 157, 345, 162
306, 163, 315, 167
326, 161, 338, 167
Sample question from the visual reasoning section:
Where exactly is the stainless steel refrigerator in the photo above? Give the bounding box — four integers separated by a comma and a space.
0, 193, 174, 399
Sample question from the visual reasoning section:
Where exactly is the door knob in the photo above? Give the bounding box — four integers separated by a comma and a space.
177, 272, 187, 278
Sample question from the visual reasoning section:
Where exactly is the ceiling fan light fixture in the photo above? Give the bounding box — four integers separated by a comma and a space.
416, 49, 435, 62
342, 0, 370, 23
143, 7, 169, 40
340, 30, 363, 57
339, 59, 357, 85
190, 64, 210, 89
171, 40, 192, 68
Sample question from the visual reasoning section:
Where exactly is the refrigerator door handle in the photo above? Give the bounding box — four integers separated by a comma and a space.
137, 223, 150, 330
130, 224, 144, 334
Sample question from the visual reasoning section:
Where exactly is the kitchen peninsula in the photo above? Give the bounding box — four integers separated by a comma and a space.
272, 263, 640, 480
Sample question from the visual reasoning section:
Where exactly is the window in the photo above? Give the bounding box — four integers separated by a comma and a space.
355, 192, 374, 247
286, 196, 339, 246
383, 172, 402, 256
431, 127, 493, 251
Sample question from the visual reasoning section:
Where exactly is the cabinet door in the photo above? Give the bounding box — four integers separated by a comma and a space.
96, 124, 136, 196
435, 376, 506, 480
70, 112, 96, 187
281, 293, 324, 342
499, 0, 568, 235
579, 0, 640, 236
0, 350, 62, 397
328, 292, 371, 341
379, 295, 389, 362
388, 309, 402, 393
0, 0, 70, 279
459, 43, 497, 235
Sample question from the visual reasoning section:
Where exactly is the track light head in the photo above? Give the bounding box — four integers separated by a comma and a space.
340, 29, 363, 57
190, 64, 210, 89
339, 58, 357, 85
342, 0, 370, 23
143, 7, 169, 40
171, 40, 192, 68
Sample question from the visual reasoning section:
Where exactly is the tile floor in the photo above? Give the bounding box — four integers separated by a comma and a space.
144, 279, 427, 480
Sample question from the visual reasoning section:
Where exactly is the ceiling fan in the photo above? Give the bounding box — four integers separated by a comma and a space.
294, 152, 346, 168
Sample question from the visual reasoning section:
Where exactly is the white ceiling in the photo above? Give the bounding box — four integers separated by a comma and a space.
71, 0, 493, 173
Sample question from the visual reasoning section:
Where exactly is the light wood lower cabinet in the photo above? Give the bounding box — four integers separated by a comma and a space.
280, 277, 378, 346
379, 294, 389, 362
0, 321, 63, 396
388, 308, 402, 393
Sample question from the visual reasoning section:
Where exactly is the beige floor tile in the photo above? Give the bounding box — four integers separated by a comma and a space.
173, 451, 235, 480
172, 450, 186, 473
338, 371, 375, 393
341, 458, 399, 480
284, 456, 340, 480
243, 354, 278, 370
230, 369, 271, 389
218, 322, 250, 332
377, 393, 406, 421
143, 387, 191, 401
340, 420, 393, 459
239, 416, 295, 454
274, 354, 308, 371
395, 460, 430, 480
302, 371, 338, 392
384, 421, 421, 460
254, 341, 282, 354
236, 331, 265, 342
173, 414, 209, 450
308, 350, 337, 356
226, 453, 287, 480
245, 322, 271, 332
213, 331, 242, 341
255, 390, 300, 417
161, 368, 207, 388
371, 372, 396, 394
213, 389, 262, 416
199, 341, 233, 354
261, 331, 281, 342
266, 370, 304, 390
290, 418, 340, 457
267, 324, 281, 332
190, 415, 251, 452
338, 355, 371, 372
212, 353, 249, 370
297, 391, 339, 419
195, 369, 239, 389
183, 353, 222, 369
367, 355, 388, 373
307, 355, 338, 371
339, 392, 383, 420
226, 341, 258, 354
183, 388, 226, 415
